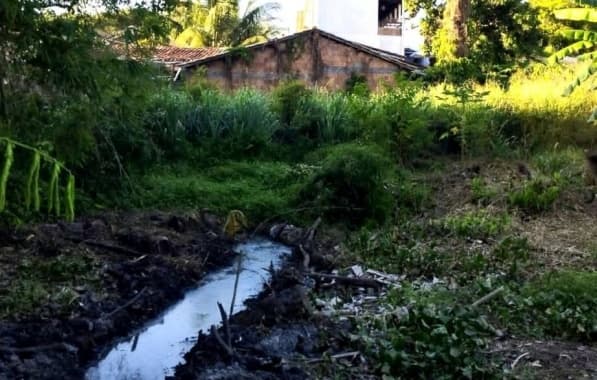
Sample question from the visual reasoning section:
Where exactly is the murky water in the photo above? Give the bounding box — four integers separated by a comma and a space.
85, 238, 291, 380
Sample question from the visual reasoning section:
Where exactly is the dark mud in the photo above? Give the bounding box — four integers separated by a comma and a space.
0, 211, 235, 380
172, 233, 366, 380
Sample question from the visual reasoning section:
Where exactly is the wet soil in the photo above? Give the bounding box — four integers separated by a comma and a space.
0, 211, 235, 380
172, 265, 360, 380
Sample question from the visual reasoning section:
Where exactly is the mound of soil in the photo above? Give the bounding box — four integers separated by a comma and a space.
0, 211, 235, 380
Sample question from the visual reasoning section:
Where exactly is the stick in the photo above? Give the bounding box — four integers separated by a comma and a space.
68, 238, 144, 257
229, 254, 242, 317
217, 302, 232, 350
130, 334, 140, 352
307, 272, 382, 289
104, 287, 147, 318
471, 286, 504, 308
0, 342, 77, 354
211, 325, 234, 356
305, 217, 322, 242
299, 244, 310, 272
305, 351, 360, 364
511, 352, 530, 369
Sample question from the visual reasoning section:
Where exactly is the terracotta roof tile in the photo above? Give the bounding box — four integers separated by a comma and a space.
152, 46, 227, 65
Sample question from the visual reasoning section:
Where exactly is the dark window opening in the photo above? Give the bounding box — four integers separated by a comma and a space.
378, 0, 402, 36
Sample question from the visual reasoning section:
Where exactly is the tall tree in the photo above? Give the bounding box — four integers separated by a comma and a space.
171, 0, 279, 47
406, 0, 542, 72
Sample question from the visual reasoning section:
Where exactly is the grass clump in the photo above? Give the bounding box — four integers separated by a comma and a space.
438, 210, 511, 238
508, 176, 561, 213
470, 177, 498, 204
299, 143, 393, 225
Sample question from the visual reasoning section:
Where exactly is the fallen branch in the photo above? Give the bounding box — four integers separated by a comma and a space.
104, 287, 147, 318
307, 272, 382, 289
471, 286, 504, 308
0, 342, 77, 354
511, 352, 530, 370
68, 238, 144, 257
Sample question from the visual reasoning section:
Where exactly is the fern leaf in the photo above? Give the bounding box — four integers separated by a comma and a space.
554, 8, 597, 23
25, 151, 41, 211
0, 143, 14, 212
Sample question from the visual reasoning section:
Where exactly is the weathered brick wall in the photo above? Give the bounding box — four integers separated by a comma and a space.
186, 33, 404, 91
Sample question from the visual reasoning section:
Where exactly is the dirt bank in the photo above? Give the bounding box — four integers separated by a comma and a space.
0, 211, 235, 380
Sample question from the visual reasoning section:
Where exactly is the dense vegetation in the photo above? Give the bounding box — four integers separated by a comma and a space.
1, 0, 596, 378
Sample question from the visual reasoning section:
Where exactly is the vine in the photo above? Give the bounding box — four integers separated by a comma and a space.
0, 137, 76, 221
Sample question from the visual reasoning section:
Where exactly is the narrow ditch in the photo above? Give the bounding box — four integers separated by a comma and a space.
85, 238, 291, 380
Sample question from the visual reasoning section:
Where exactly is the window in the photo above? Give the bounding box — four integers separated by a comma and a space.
378, 0, 402, 36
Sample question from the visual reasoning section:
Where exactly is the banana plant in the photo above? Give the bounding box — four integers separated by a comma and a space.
548, 2, 597, 122
0, 137, 76, 221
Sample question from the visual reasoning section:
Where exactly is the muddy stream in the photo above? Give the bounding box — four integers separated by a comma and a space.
85, 238, 291, 380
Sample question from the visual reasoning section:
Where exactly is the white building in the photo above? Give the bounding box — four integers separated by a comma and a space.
293, 0, 424, 55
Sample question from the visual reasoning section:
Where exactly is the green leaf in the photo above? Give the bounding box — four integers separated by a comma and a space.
554, 8, 597, 23
0, 143, 14, 212
559, 29, 597, 42
548, 41, 595, 64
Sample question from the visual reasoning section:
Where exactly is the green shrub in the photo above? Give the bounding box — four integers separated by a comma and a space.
271, 80, 312, 126
300, 143, 393, 225
508, 176, 560, 213
365, 78, 434, 164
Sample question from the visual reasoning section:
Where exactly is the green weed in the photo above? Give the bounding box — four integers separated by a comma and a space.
299, 143, 393, 225
508, 176, 561, 213
437, 210, 511, 238
367, 286, 498, 379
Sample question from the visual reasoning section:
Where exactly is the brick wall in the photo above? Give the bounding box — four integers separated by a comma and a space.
186, 32, 405, 91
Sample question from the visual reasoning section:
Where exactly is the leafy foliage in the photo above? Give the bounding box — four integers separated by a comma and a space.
0, 138, 75, 221
300, 144, 393, 225
171, 0, 279, 47
369, 287, 498, 379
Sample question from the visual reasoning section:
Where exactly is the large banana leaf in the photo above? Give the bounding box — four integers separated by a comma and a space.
563, 61, 597, 95
554, 8, 597, 23
548, 40, 595, 63
559, 29, 597, 42
577, 51, 597, 60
